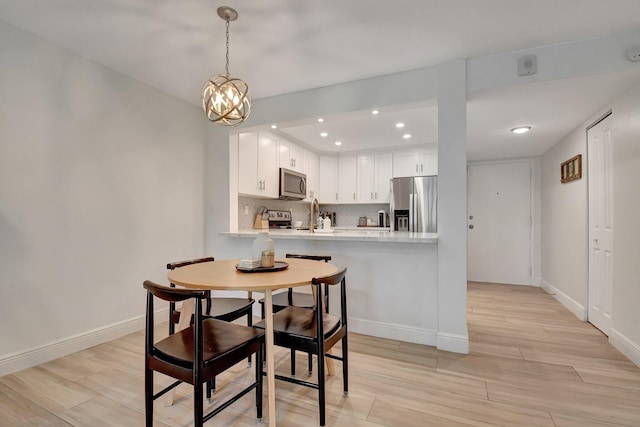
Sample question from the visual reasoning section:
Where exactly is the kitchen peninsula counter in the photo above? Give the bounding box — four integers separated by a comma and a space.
217, 228, 438, 347
221, 228, 438, 243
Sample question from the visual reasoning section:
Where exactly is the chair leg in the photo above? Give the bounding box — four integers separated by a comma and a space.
194, 381, 203, 427
342, 335, 349, 395
290, 348, 296, 376
317, 347, 326, 426
206, 378, 213, 402
247, 310, 253, 367
308, 352, 313, 376
144, 364, 153, 427
256, 343, 264, 421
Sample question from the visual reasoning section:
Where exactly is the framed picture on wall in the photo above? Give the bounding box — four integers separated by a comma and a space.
561, 154, 582, 183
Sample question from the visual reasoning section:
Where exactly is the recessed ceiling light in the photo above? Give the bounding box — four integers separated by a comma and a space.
372, 110, 379, 115
317, 118, 324, 123
334, 141, 342, 146
320, 132, 328, 137
270, 124, 277, 129
511, 126, 531, 134
395, 123, 405, 128
403, 134, 411, 139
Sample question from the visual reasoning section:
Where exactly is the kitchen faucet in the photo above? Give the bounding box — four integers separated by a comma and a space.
309, 198, 320, 233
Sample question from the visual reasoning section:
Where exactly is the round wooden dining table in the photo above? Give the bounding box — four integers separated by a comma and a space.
168, 257, 338, 427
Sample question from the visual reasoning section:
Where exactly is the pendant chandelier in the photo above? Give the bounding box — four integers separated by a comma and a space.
201, 6, 251, 126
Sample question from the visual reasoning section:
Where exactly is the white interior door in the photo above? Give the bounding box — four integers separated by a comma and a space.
468, 162, 532, 285
588, 114, 613, 335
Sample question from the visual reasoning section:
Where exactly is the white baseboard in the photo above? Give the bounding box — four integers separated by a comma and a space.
437, 332, 469, 354
540, 278, 587, 321
348, 318, 469, 354
609, 328, 640, 368
0, 308, 168, 377
348, 317, 437, 347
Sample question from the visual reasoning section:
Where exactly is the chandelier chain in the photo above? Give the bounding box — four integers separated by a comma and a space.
225, 19, 230, 75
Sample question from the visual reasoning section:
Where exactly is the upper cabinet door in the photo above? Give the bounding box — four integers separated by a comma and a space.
238, 132, 259, 196
419, 147, 438, 175
305, 150, 319, 200
393, 150, 421, 177
258, 132, 279, 198
374, 153, 393, 203
279, 137, 304, 172
319, 156, 339, 203
357, 155, 375, 203
238, 131, 278, 198
338, 156, 357, 203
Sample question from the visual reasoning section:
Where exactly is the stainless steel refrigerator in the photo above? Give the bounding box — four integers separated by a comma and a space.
390, 176, 437, 232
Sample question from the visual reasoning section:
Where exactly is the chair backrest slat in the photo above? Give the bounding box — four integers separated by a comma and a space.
143, 280, 208, 302
312, 267, 347, 287
166, 256, 215, 270
285, 253, 331, 263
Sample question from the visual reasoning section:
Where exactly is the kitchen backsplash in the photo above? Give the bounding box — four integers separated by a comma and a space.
238, 196, 389, 229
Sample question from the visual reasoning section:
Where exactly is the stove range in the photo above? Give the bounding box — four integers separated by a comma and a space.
267, 210, 292, 229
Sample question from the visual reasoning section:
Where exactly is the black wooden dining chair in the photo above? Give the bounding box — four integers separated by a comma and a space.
253, 267, 348, 426
258, 253, 332, 376
143, 280, 263, 427
167, 257, 255, 395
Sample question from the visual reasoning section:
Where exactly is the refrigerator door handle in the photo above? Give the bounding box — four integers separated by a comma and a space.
409, 193, 414, 232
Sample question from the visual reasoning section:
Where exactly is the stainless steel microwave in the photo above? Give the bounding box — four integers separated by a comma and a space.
279, 168, 307, 200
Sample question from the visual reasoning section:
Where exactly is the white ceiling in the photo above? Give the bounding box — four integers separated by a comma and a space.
2, 0, 640, 159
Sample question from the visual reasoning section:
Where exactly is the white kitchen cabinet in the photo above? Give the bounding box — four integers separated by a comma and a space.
357, 153, 392, 203
357, 155, 375, 203
418, 147, 438, 175
305, 150, 319, 200
238, 132, 278, 198
338, 156, 357, 203
318, 156, 339, 203
393, 147, 438, 177
279, 137, 304, 172
374, 152, 393, 202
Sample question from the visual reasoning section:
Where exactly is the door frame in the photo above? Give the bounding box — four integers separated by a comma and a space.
585, 110, 613, 332
467, 157, 537, 285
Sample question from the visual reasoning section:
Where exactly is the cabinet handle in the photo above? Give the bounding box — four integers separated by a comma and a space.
353, 192, 356, 200
375, 191, 378, 199
336, 193, 338, 201
421, 163, 423, 173
371, 192, 373, 199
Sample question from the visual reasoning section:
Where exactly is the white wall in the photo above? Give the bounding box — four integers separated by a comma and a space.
0, 22, 206, 373
540, 78, 640, 365
540, 125, 588, 318
609, 80, 640, 363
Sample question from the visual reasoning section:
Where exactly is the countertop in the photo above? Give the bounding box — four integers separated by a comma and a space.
221, 228, 438, 243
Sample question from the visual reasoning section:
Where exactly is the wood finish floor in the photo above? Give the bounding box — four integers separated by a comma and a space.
2, 282, 640, 426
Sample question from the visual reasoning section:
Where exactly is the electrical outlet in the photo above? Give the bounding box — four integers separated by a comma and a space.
244, 205, 249, 215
